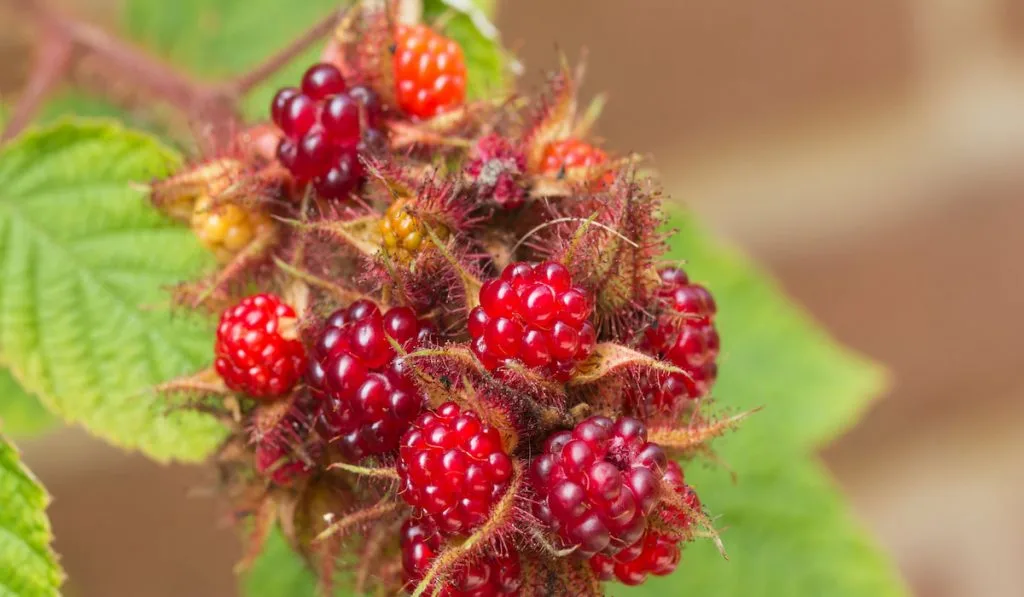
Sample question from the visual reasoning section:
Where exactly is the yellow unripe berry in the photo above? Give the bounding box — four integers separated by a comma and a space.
191, 195, 273, 262
378, 198, 449, 264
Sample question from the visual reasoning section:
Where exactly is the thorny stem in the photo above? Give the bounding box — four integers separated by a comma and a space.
3, 0, 344, 141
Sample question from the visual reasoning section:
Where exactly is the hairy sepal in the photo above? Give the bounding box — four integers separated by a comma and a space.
542, 175, 666, 339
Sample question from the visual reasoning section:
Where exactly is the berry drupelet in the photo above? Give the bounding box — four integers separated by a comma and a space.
468, 261, 597, 382
214, 293, 306, 399
393, 24, 467, 119
308, 300, 434, 460
271, 63, 384, 200
397, 402, 514, 536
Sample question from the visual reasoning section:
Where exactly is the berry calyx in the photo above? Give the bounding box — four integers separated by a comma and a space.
589, 531, 682, 586
393, 24, 467, 119
190, 195, 273, 262
400, 518, 522, 596
465, 134, 527, 209
270, 63, 384, 200
378, 198, 451, 264
309, 300, 434, 460
214, 294, 306, 398
468, 261, 597, 382
397, 402, 513, 536
529, 416, 674, 558
539, 139, 613, 186
633, 267, 720, 413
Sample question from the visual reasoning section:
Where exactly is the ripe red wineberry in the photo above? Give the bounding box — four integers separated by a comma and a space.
214, 293, 306, 398
469, 261, 596, 382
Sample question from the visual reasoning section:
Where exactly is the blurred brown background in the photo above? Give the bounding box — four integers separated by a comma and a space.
6, 1, 1024, 596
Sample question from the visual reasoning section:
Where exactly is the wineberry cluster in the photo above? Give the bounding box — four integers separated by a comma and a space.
154, 11, 735, 597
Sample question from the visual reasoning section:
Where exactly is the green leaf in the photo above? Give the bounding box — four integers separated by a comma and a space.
242, 526, 319, 597
0, 434, 63, 596
619, 459, 907, 597
424, 0, 507, 100
121, 0, 340, 120
663, 209, 887, 462
0, 120, 227, 462
0, 368, 57, 438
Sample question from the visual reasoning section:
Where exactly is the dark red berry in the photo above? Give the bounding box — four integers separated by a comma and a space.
631, 267, 720, 413
400, 518, 521, 595
313, 149, 363, 200
348, 84, 383, 128
530, 416, 677, 558
309, 300, 434, 460
269, 63, 385, 199
397, 402, 513, 536
214, 293, 306, 399
393, 24, 467, 118
469, 261, 596, 382
301, 63, 347, 100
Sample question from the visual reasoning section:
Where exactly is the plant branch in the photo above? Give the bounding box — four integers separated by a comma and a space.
2, 16, 72, 141
231, 9, 343, 95
11, 0, 214, 111
5, 0, 345, 141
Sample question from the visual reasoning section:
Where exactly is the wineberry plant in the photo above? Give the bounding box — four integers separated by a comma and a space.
0, 2, 908, 597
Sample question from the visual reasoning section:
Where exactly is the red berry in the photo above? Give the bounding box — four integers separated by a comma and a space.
469, 261, 596, 382
539, 139, 614, 186
540, 139, 608, 173
214, 293, 306, 399
589, 531, 682, 586
397, 402, 513, 536
309, 300, 434, 460
632, 267, 720, 413
530, 416, 679, 558
400, 518, 522, 596
269, 62, 383, 200
393, 24, 467, 119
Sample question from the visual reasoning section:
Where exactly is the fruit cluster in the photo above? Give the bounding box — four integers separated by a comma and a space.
272, 63, 384, 199
153, 8, 731, 597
